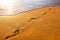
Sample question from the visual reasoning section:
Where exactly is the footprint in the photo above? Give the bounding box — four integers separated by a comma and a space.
28, 18, 36, 22
48, 8, 52, 10
5, 29, 19, 39
42, 12, 47, 16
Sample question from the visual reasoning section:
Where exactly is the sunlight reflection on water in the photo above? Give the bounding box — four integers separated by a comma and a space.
0, 0, 60, 15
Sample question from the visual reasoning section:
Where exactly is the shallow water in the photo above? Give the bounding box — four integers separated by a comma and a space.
0, 0, 60, 15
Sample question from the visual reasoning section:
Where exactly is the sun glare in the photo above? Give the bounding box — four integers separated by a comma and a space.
0, 0, 60, 16
0, 0, 16, 15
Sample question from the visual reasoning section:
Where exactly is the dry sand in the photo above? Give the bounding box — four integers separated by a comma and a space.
0, 6, 60, 40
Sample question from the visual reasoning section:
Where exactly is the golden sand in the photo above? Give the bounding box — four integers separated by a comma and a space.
0, 6, 60, 40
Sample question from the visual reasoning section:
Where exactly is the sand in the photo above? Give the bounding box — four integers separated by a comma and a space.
0, 6, 60, 40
